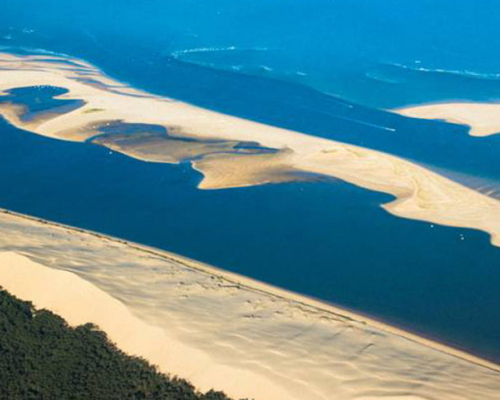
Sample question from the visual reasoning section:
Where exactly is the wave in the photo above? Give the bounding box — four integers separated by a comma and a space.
365, 71, 399, 84
172, 46, 269, 57
385, 62, 500, 81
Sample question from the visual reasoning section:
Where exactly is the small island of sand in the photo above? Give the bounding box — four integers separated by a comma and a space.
394, 102, 500, 137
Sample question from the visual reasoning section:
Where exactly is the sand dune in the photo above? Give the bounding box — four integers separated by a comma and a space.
0, 210, 499, 400
1, 51, 500, 247
394, 102, 500, 137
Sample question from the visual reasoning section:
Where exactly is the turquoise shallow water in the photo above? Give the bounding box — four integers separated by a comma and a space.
3, 0, 500, 108
1, 0, 500, 362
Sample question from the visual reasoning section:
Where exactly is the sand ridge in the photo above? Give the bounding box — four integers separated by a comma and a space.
0, 209, 499, 400
1, 51, 500, 248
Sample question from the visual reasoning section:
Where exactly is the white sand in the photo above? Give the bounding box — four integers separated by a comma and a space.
393, 102, 500, 137
0, 210, 499, 400
1, 52, 500, 247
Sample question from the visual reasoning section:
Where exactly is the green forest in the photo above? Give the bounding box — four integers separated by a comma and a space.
0, 287, 242, 400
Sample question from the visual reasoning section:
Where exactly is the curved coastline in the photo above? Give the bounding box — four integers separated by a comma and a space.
1, 52, 500, 248
393, 102, 500, 137
0, 208, 500, 400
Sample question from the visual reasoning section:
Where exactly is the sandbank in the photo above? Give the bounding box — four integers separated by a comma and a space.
394, 102, 500, 137
0, 52, 499, 247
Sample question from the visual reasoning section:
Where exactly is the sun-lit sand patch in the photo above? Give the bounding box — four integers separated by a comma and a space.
193, 149, 302, 189
0, 210, 499, 400
1, 51, 500, 247
393, 102, 500, 137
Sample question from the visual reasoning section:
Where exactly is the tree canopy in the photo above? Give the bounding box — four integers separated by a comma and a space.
0, 287, 242, 400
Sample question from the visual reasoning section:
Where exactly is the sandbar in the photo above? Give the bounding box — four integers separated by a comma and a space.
394, 102, 500, 137
0, 52, 499, 247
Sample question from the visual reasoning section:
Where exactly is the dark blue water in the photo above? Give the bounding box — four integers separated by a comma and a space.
1, 117, 500, 362
0, 86, 85, 121
1, 0, 500, 363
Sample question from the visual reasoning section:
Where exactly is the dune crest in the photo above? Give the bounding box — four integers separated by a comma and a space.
0, 210, 499, 400
1, 52, 500, 246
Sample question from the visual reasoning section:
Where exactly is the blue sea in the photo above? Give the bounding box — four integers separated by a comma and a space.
1, 0, 499, 362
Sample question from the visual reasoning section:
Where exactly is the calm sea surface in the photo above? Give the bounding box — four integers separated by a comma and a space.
1, 0, 500, 362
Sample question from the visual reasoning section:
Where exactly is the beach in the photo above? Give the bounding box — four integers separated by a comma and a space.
0, 209, 499, 400
1, 52, 500, 248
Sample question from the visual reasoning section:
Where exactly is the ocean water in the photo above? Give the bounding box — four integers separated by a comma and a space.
2, 18, 499, 194
1, 0, 500, 362
3, 0, 500, 108
1, 118, 500, 362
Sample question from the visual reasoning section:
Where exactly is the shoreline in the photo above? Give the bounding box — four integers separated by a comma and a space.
1, 206, 499, 373
393, 101, 500, 137
1, 208, 500, 399
1, 51, 500, 248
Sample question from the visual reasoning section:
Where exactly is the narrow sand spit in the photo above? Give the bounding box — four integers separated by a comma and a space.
394, 103, 500, 137
1, 52, 500, 246
0, 210, 500, 400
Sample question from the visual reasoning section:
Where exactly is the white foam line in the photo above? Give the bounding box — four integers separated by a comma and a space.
387, 62, 500, 81
172, 46, 269, 56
